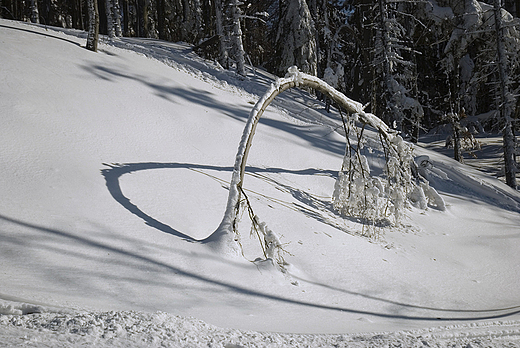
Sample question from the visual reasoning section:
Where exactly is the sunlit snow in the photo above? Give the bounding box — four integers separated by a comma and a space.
1, 19, 519, 347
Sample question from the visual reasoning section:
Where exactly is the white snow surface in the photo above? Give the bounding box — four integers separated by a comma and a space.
1, 19, 520, 347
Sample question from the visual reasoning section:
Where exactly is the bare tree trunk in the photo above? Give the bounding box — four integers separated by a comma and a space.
122, 0, 130, 36
214, 0, 229, 68
30, 0, 39, 23
105, 0, 115, 37
137, 0, 148, 37
112, 0, 122, 37
448, 112, 463, 163
87, 0, 100, 51
157, 0, 166, 39
494, 0, 517, 189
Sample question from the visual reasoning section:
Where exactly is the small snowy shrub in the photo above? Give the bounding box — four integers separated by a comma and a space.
412, 156, 446, 211
253, 216, 285, 262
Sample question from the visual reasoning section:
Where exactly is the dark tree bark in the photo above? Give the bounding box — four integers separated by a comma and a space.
494, 0, 517, 189
157, 0, 166, 39
86, 0, 99, 51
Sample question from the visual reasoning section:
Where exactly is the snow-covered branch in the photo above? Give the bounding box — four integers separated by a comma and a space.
207, 67, 437, 255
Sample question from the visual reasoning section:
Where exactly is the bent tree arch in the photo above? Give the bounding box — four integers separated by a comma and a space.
204, 67, 433, 257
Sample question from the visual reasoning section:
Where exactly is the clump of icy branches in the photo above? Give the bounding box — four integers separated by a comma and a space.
332, 112, 445, 235
332, 115, 412, 230
235, 186, 289, 268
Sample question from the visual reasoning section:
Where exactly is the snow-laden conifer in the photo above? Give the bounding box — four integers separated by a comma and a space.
230, 0, 246, 76
276, 0, 317, 76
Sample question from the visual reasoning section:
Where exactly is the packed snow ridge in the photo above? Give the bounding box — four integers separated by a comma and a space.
2, 308, 520, 347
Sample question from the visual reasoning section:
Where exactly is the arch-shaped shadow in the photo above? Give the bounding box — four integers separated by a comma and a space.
101, 162, 339, 242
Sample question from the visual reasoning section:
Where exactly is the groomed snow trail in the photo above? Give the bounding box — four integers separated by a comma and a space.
1, 310, 519, 347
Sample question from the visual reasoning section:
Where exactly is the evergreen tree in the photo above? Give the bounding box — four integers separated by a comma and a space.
275, 0, 317, 76
215, 0, 229, 67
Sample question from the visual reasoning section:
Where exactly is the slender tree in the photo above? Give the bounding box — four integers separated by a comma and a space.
215, 0, 229, 68
106, 0, 115, 37
230, 0, 246, 76
30, 0, 39, 23
494, 0, 517, 189
113, 0, 123, 37
86, 0, 100, 51
105, 0, 122, 37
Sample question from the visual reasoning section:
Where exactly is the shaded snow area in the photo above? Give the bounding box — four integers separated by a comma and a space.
1, 19, 520, 347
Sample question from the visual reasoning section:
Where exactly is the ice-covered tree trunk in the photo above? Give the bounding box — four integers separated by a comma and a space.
230, 0, 246, 76
215, 0, 229, 68
494, 0, 517, 189
86, 0, 99, 52
112, 0, 122, 37
205, 67, 397, 255
30, 0, 39, 23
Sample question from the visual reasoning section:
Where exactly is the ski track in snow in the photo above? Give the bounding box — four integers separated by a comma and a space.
1, 309, 519, 347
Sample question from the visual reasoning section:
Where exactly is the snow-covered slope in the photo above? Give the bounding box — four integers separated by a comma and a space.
1, 19, 519, 347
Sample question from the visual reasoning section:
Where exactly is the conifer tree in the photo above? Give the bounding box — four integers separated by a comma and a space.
230, 0, 246, 76
276, 0, 317, 76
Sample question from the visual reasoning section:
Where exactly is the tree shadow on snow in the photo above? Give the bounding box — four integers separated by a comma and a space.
1, 213, 520, 322
81, 63, 345, 158
101, 162, 348, 242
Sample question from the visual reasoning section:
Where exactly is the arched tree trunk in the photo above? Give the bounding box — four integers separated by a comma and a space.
205, 67, 396, 255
